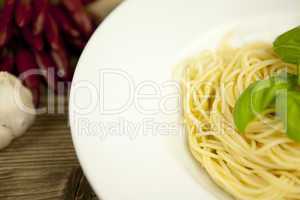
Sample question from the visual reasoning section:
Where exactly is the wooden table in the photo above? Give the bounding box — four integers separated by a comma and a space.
0, 1, 122, 199
0, 96, 98, 200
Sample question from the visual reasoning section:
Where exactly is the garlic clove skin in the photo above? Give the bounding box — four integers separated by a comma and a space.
0, 72, 36, 147
0, 126, 14, 150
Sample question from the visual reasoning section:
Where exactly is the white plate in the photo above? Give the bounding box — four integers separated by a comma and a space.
69, 1, 300, 199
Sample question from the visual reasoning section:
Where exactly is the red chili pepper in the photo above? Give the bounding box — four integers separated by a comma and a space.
44, 13, 62, 50
32, 0, 48, 35
15, 0, 32, 28
61, 0, 93, 38
67, 36, 86, 51
50, 5, 80, 38
22, 26, 44, 51
34, 50, 59, 92
16, 48, 41, 107
81, 0, 96, 5
0, 0, 16, 47
0, 53, 14, 73
51, 47, 73, 82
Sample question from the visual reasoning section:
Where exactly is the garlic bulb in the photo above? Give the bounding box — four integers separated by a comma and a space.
0, 72, 36, 150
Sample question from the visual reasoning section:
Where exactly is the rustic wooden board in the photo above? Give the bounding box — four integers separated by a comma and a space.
0, 96, 98, 200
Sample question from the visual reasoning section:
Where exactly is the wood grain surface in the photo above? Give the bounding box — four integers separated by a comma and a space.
0, 95, 98, 200
0, 1, 123, 199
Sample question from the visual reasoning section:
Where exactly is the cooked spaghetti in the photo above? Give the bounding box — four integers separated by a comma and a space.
176, 41, 300, 200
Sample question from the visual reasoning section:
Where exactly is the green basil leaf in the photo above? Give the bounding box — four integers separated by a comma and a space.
233, 74, 297, 133
233, 84, 255, 132
273, 26, 300, 64
276, 91, 300, 141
